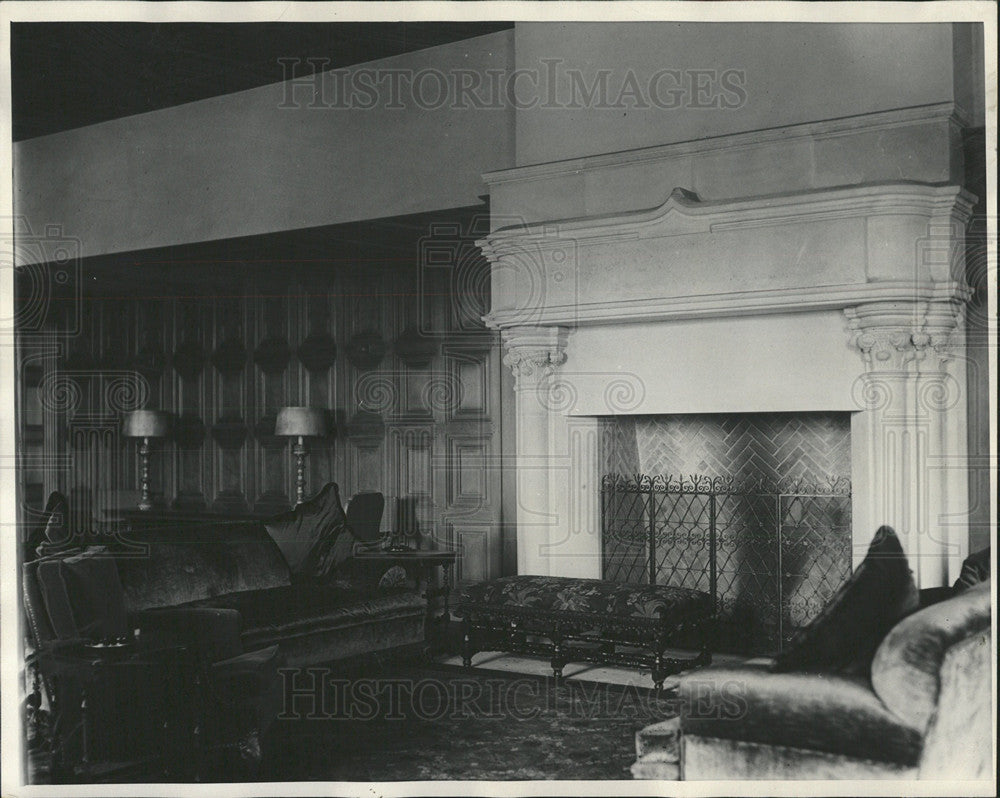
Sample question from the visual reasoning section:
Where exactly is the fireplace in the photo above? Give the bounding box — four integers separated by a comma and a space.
479, 103, 976, 597
599, 413, 852, 654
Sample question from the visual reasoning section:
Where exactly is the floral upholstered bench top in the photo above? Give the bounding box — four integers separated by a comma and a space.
459, 575, 711, 624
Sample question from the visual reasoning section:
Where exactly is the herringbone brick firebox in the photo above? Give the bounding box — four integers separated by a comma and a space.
600, 412, 852, 655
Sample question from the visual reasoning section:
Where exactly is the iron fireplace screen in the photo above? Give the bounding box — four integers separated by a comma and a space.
601, 473, 852, 655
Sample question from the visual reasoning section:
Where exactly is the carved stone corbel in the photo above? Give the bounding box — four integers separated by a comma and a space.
500, 326, 570, 389
844, 293, 969, 373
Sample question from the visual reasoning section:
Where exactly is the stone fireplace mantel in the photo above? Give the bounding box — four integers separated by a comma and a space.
480, 148, 975, 587
480, 182, 974, 329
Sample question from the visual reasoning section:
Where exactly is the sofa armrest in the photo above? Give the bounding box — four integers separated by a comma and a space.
871, 579, 991, 731
135, 606, 244, 664
679, 665, 924, 767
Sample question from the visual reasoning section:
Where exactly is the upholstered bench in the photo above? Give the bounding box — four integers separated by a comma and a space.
456, 575, 714, 690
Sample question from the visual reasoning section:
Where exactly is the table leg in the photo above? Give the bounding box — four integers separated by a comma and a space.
419, 562, 454, 654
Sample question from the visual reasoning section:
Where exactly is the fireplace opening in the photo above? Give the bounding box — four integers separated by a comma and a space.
599, 412, 852, 655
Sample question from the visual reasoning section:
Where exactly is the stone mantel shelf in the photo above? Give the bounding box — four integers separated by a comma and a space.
478, 181, 975, 331
486, 280, 971, 329
480, 183, 975, 252
482, 102, 966, 188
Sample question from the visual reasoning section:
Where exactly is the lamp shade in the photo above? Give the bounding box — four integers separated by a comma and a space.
275, 406, 329, 438
122, 410, 171, 438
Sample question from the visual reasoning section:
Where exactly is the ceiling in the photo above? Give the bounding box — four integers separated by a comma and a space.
10, 21, 513, 141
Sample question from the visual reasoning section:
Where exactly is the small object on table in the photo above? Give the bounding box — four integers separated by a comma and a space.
393, 495, 422, 550
353, 549, 457, 651
384, 533, 415, 553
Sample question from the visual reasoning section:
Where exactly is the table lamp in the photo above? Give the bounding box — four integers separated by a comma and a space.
122, 410, 171, 511
275, 406, 329, 505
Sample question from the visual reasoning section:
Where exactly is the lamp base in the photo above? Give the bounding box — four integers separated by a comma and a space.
136, 500, 154, 512
292, 442, 308, 507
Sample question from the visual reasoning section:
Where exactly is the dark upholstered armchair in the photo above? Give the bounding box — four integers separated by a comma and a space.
23, 549, 281, 779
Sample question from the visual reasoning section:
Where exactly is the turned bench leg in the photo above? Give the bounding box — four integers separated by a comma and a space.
652, 632, 668, 692
461, 615, 474, 668
550, 622, 565, 680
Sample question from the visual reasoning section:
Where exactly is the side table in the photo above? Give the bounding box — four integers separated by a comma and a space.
34, 639, 199, 782
353, 549, 457, 650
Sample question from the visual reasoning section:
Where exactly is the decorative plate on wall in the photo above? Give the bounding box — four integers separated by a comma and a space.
346, 330, 387, 371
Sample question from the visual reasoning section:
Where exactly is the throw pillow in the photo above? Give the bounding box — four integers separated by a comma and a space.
26, 491, 72, 559
953, 547, 991, 592
772, 526, 919, 675
264, 482, 357, 580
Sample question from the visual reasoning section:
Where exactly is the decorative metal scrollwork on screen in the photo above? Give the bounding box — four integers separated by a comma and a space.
601, 472, 851, 496
601, 472, 852, 656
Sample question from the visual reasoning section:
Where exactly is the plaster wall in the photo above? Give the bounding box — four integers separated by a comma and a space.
513, 22, 964, 165
14, 30, 515, 262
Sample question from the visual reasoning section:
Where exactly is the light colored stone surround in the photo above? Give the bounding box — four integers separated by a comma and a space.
486, 102, 966, 224
479, 104, 976, 587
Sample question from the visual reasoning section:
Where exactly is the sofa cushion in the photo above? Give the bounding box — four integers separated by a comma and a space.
772, 526, 918, 674
871, 579, 991, 732
679, 664, 924, 767
60, 549, 130, 639
264, 483, 356, 580
34, 549, 130, 640
180, 583, 426, 650
35, 557, 80, 640
953, 547, 991, 592
116, 521, 292, 612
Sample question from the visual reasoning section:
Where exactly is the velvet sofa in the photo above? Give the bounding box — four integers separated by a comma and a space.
114, 510, 427, 668
24, 483, 423, 778
676, 579, 992, 779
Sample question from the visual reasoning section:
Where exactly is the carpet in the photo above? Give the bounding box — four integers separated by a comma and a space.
261, 662, 677, 781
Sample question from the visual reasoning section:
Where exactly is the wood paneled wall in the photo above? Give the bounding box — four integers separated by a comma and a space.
17, 212, 505, 577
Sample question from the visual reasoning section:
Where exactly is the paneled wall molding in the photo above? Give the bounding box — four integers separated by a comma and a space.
20, 214, 510, 583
